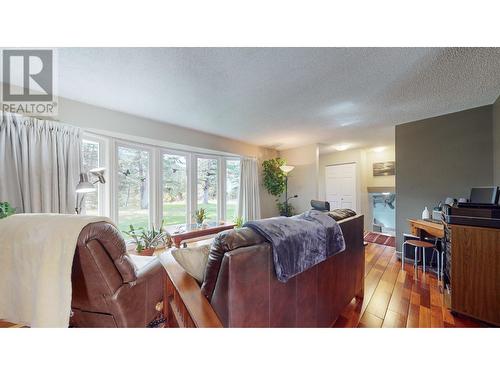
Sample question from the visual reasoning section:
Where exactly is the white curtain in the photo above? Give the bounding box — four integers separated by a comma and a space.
238, 157, 261, 221
0, 112, 82, 214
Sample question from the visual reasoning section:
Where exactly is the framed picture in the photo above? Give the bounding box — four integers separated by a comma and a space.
373, 161, 395, 176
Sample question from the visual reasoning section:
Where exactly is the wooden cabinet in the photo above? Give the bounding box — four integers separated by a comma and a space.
448, 224, 500, 326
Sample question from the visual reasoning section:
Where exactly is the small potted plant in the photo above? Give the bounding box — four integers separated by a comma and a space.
0, 202, 16, 219
124, 220, 172, 256
194, 208, 207, 227
234, 216, 244, 228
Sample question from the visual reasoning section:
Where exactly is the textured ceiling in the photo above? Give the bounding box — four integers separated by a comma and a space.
30, 48, 500, 150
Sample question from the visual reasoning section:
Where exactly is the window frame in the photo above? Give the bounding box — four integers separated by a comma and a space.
160, 149, 191, 228
83, 132, 242, 230
81, 134, 108, 217
194, 154, 221, 223
224, 157, 241, 223
114, 140, 155, 231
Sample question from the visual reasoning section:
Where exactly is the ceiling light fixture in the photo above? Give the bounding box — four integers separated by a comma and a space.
334, 144, 350, 151
373, 146, 386, 153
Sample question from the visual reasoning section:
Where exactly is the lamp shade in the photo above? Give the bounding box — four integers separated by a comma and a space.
280, 165, 295, 174
89, 167, 106, 184
76, 173, 96, 193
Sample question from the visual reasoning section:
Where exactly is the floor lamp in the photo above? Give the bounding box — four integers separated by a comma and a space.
279, 165, 297, 216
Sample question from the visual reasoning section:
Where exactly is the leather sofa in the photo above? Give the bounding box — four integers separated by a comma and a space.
70, 222, 164, 328
163, 214, 365, 327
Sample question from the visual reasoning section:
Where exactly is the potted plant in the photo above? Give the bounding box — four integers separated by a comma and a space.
0, 202, 16, 219
234, 216, 244, 228
123, 220, 172, 256
194, 208, 207, 227
262, 157, 296, 217
277, 201, 295, 217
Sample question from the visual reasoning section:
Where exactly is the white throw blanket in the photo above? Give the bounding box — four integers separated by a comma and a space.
0, 214, 114, 327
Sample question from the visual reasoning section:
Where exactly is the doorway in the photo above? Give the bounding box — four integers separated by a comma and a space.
325, 163, 357, 211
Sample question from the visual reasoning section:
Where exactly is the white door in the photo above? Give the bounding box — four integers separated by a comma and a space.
325, 163, 357, 211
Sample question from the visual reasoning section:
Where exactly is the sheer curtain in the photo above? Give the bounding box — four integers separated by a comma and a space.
238, 157, 261, 221
0, 112, 82, 214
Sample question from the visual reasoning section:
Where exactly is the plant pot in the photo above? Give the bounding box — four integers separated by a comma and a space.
137, 248, 155, 256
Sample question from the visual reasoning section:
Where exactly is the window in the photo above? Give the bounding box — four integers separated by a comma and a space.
162, 153, 188, 226
85, 131, 244, 234
197, 157, 218, 222
81, 139, 100, 215
225, 159, 240, 222
117, 145, 150, 232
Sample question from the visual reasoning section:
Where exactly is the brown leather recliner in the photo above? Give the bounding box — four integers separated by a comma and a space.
70, 222, 164, 328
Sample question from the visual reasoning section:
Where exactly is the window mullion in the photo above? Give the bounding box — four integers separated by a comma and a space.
152, 148, 161, 229
220, 157, 226, 223
189, 154, 197, 225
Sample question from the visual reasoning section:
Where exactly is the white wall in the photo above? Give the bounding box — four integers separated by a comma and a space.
279, 144, 319, 214
7, 95, 280, 218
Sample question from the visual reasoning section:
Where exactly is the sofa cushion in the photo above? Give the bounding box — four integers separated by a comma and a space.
201, 227, 266, 300
171, 244, 211, 284
328, 208, 357, 221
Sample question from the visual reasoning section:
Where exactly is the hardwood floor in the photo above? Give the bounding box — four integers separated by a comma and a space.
334, 242, 489, 328
0, 320, 23, 328
0, 242, 489, 328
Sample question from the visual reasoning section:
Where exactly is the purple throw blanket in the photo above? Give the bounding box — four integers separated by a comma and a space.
244, 210, 346, 282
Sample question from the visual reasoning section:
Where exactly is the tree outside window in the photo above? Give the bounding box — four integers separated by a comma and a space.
117, 146, 150, 232
162, 154, 187, 226
226, 159, 240, 221
197, 158, 218, 221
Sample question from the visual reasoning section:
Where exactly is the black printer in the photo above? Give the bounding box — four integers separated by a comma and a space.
444, 186, 500, 229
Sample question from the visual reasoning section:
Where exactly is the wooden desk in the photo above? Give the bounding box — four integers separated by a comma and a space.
408, 218, 444, 239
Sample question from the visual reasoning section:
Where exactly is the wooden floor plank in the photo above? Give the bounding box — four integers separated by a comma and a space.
387, 270, 411, 320
361, 245, 394, 315
419, 306, 431, 328
364, 243, 385, 276
358, 311, 383, 328
364, 253, 400, 319
0, 320, 16, 328
382, 310, 407, 328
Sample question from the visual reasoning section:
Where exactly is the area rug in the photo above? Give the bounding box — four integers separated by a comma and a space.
364, 231, 396, 247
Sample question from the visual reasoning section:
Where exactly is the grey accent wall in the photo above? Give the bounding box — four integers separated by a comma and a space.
395, 105, 493, 247
494, 95, 500, 185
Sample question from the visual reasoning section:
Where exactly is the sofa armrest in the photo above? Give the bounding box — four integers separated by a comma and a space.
135, 256, 163, 280
161, 252, 222, 328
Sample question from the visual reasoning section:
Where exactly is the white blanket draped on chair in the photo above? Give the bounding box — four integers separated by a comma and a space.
0, 214, 113, 327
0, 111, 82, 214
